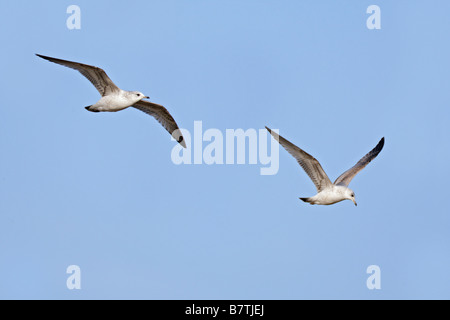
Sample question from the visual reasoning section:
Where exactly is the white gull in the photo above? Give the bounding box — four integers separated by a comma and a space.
266, 127, 384, 206
36, 54, 186, 147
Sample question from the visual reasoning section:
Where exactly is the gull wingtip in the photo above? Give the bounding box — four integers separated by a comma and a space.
177, 135, 187, 148
36, 53, 50, 60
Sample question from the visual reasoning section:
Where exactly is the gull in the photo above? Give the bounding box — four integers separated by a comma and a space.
266, 127, 384, 206
36, 54, 186, 147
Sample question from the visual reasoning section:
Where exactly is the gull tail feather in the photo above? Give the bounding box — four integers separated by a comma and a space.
299, 197, 313, 204
85, 105, 99, 113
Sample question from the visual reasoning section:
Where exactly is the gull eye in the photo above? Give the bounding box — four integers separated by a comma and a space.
137, 93, 140, 96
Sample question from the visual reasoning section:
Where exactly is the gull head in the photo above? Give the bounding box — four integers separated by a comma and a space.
345, 188, 357, 206
130, 91, 149, 103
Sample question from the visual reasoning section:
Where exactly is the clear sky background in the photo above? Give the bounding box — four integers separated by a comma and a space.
0, 0, 449, 299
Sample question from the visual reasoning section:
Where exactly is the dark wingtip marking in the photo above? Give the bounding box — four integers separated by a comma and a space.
265, 126, 271, 133
377, 137, 385, 151
178, 136, 187, 148
36, 54, 56, 64
299, 197, 309, 203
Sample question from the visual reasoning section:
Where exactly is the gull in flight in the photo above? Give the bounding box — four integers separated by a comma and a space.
36, 54, 186, 147
266, 127, 384, 206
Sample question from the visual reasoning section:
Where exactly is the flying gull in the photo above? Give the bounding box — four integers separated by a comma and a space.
266, 127, 384, 206
36, 54, 186, 148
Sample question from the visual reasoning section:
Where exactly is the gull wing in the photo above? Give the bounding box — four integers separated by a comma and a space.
334, 137, 385, 187
133, 100, 186, 148
36, 54, 120, 96
266, 127, 332, 192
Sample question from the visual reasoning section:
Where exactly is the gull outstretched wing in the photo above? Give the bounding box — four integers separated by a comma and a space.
36, 54, 120, 97
334, 138, 385, 187
133, 100, 186, 148
266, 127, 332, 192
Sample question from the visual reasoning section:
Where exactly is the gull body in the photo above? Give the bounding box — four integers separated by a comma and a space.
301, 185, 355, 206
36, 54, 186, 147
266, 127, 384, 206
88, 90, 148, 112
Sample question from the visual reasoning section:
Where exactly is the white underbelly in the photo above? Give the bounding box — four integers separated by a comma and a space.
315, 190, 346, 205
93, 95, 133, 112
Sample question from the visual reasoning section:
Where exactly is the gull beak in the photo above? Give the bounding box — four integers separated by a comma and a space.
352, 199, 358, 207
145, 96, 150, 99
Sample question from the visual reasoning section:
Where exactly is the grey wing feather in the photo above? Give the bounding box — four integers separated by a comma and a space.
334, 137, 385, 187
133, 100, 186, 148
266, 127, 332, 192
36, 54, 120, 96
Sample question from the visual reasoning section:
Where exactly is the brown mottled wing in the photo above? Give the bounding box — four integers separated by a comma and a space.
266, 127, 332, 192
133, 100, 186, 148
334, 137, 385, 187
36, 54, 120, 96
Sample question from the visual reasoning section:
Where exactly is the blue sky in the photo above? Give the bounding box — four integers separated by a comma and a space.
0, 0, 449, 299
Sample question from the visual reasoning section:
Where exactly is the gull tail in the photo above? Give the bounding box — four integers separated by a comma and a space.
299, 197, 314, 205
85, 105, 99, 113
